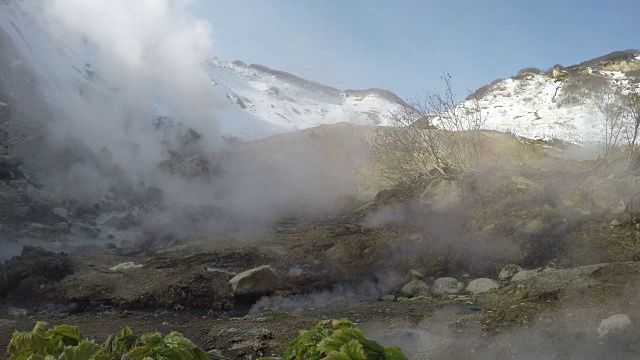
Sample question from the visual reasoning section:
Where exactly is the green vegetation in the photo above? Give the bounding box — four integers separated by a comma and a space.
282, 319, 407, 360
8, 322, 207, 360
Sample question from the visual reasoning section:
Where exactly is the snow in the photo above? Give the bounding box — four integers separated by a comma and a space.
457, 72, 639, 143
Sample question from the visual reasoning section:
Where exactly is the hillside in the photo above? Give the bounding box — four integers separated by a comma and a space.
461, 50, 640, 142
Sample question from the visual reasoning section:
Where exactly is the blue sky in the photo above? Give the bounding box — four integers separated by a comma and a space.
194, 0, 639, 100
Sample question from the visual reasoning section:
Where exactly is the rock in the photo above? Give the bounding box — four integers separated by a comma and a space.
110, 262, 143, 272
401, 279, 430, 297
70, 223, 99, 238
431, 277, 464, 296
610, 219, 622, 227
7, 307, 27, 317
53, 222, 71, 234
0, 246, 73, 297
465, 278, 500, 295
25, 223, 54, 236
145, 186, 164, 204
511, 269, 541, 282
66, 302, 85, 314
498, 264, 523, 281
381, 295, 396, 302
103, 212, 139, 230
598, 314, 633, 337
229, 265, 280, 296
419, 178, 464, 212
51, 207, 69, 222
75, 203, 97, 217
511, 175, 538, 189
408, 269, 423, 280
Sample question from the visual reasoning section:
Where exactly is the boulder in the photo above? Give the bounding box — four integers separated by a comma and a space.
511, 269, 541, 282
229, 265, 280, 296
70, 223, 99, 238
145, 186, 164, 204
51, 207, 70, 222
498, 264, 523, 281
598, 314, 633, 337
103, 212, 139, 230
431, 277, 463, 296
419, 178, 464, 212
465, 278, 499, 295
408, 269, 423, 280
401, 279, 430, 297
0, 246, 73, 297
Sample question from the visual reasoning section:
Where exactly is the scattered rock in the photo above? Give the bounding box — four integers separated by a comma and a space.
7, 307, 27, 317
110, 262, 143, 272
511, 269, 541, 282
431, 277, 464, 296
598, 314, 633, 337
408, 269, 423, 280
401, 279, 430, 297
465, 278, 499, 295
229, 265, 281, 296
70, 223, 99, 238
610, 219, 622, 227
498, 264, 523, 281
51, 207, 69, 222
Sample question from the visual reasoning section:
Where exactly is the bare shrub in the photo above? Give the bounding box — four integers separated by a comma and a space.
370, 74, 485, 183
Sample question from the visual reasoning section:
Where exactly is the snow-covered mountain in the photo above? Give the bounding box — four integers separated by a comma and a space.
457, 51, 640, 143
0, 3, 409, 141
207, 59, 410, 138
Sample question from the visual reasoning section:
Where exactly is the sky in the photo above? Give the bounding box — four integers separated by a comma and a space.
193, 0, 639, 100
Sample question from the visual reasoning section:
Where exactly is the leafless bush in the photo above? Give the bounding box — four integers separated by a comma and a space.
593, 87, 628, 167
370, 74, 485, 183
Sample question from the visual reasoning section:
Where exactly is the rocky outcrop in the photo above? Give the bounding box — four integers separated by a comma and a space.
598, 314, 633, 337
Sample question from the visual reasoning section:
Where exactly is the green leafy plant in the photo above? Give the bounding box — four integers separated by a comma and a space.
8, 322, 206, 360
282, 319, 407, 360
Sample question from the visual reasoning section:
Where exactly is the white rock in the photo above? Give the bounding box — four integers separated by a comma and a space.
465, 278, 499, 295
431, 277, 463, 296
598, 314, 633, 337
110, 262, 143, 272
229, 265, 280, 296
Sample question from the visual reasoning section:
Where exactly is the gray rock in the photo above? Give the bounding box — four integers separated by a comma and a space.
70, 223, 99, 238
381, 295, 396, 302
465, 278, 499, 295
229, 265, 280, 296
401, 279, 430, 297
431, 277, 464, 296
103, 212, 139, 230
498, 264, 523, 281
610, 219, 622, 227
7, 307, 28, 317
51, 207, 69, 222
408, 269, 423, 280
598, 314, 633, 337
145, 186, 164, 204
26, 223, 53, 236
511, 269, 541, 282
53, 222, 71, 234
